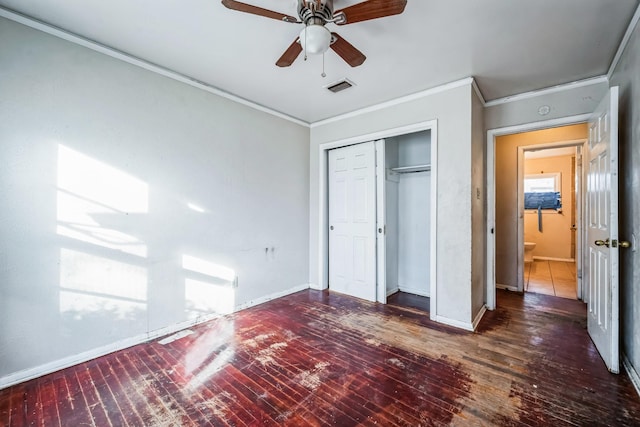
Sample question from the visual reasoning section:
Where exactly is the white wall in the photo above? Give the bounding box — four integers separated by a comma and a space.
609, 11, 640, 387
310, 83, 476, 327
397, 171, 430, 296
396, 131, 431, 297
0, 17, 310, 382
385, 138, 399, 295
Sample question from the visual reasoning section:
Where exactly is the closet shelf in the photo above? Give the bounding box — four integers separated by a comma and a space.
390, 164, 431, 174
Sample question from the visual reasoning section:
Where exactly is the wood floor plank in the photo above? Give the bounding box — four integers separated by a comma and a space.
62, 367, 96, 427
252, 310, 466, 421
73, 365, 112, 427
135, 345, 213, 426
38, 378, 61, 427
0, 387, 11, 425
7, 386, 27, 427
122, 350, 194, 426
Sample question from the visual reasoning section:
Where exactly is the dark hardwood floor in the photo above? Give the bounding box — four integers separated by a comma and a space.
1, 289, 639, 426
387, 291, 430, 313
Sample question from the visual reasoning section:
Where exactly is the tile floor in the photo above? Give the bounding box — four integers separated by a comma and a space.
525, 260, 577, 299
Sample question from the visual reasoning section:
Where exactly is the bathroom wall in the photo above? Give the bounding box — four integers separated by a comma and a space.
495, 124, 587, 287
523, 154, 575, 260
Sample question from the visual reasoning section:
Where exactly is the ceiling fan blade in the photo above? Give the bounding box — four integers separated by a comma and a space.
221, 0, 298, 23
276, 38, 303, 67
335, 0, 407, 25
330, 33, 366, 67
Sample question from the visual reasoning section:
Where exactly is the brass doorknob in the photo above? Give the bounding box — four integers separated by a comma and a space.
595, 239, 610, 247
619, 240, 631, 249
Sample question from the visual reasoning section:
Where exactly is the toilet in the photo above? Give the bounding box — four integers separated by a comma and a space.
524, 242, 536, 263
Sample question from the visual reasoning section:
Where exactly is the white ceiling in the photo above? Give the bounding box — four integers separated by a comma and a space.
1, 0, 638, 123
525, 147, 577, 159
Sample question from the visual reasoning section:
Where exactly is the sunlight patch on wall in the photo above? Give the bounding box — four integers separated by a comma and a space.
59, 248, 147, 319
182, 254, 236, 283
184, 278, 235, 319
187, 202, 206, 213
56, 144, 148, 257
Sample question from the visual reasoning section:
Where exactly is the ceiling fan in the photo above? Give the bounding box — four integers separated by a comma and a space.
221, 0, 408, 67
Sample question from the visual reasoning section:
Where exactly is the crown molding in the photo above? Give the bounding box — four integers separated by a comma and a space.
471, 79, 486, 105
484, 76, 609, 108
607, 3, 640, 80
310, 77, 475, 128
0, 7, 310, 128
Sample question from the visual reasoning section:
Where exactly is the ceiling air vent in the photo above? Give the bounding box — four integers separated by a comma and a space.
326, 79, 355, 93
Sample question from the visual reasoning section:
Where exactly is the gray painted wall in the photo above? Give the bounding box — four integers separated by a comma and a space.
0, 18, 310, 379
609, 15, 640, 382
310, 84, 476, 325
471, 90, 486, 318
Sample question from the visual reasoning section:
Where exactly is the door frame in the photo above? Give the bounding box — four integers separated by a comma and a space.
317, 120, 438, 317
486, 114, 591, 310
517, 139, 587, 295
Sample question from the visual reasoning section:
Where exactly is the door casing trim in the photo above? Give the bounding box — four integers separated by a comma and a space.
486, 113, 591, 310
317, 120, 438, 319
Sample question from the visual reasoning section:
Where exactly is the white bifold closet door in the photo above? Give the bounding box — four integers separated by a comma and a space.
328, 142, 377, 302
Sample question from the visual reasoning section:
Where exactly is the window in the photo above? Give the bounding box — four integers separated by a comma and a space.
524, 172, 562, 211
524, 173, 560, 193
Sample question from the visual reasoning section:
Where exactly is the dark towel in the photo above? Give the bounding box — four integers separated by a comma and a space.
524, 192, 561, 210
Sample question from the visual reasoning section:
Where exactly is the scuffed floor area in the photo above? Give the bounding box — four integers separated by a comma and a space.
1, 289, 639, 426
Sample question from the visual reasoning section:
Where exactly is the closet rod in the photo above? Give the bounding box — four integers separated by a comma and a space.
390, 164, 431, 174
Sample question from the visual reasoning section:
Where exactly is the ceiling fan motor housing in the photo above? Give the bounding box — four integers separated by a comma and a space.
298, 0, 334, 25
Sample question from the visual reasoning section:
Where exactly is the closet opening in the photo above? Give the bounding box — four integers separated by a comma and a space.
318, 119, 437, 320
382, 130, 431, 314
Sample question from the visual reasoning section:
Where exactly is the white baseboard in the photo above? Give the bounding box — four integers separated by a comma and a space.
533, 256, 575, 262
398, 286, 430, 298
433, 315, 475, 332
386, 286, 399, 297
0, 283, 310, 390
496, 283, 519, 292
308, 282, 326, 291
234, 284, 310, 311
472, 305, 487, 331
623, 353, 640, 398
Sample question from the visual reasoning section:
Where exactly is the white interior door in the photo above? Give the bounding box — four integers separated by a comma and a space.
375, 140, 387, 303
586, 86, 619, 373
328, 142, 377, 302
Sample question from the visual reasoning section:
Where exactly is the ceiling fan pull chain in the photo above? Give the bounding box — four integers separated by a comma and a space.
321, 52, 326, 78
304, 25, 308, 61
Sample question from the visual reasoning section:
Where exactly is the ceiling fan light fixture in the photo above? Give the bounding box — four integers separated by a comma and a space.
299, 24, 331, 55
